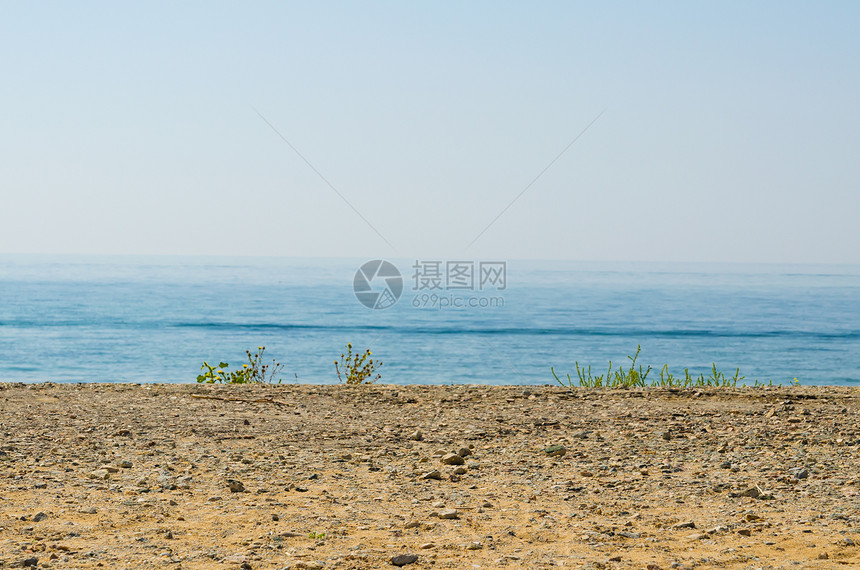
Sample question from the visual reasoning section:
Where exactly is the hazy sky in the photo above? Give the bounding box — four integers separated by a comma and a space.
2, 1, 858, 263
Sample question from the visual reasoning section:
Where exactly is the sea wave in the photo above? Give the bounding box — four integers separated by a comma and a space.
2, 318, 858, 341
173, 322, 859, 340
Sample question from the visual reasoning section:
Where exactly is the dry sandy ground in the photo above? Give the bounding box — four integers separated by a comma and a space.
1, 383, 859, 569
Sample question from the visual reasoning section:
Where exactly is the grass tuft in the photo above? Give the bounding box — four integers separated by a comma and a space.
552, 346, 791, 390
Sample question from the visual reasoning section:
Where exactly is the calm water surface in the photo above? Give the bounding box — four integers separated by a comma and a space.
1, 256, 858, 386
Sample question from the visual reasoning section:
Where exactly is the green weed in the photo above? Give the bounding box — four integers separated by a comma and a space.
654, 363, 744, 387
197, 346, 284, 384
552, 345, 652, 389
552, 347, 794, 389
335, 343, 381, 384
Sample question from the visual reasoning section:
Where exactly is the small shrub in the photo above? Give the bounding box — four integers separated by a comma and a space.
335, 343, 381, 384
197, 346, 284, 384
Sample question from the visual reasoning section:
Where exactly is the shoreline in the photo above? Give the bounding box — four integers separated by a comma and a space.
2, 383, 858, 568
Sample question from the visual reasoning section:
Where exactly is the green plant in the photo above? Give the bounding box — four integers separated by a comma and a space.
308, 531, 326, 540
655, 363, 744, 387
552, 345, 651, 389
335, 343, 381, 384
551, 346, 765, 389
197, 346, 284, 384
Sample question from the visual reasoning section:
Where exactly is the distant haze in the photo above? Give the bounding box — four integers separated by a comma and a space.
2, 2, 858, 264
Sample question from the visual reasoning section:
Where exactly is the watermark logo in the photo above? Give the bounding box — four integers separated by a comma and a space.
353, 260, 403, 309
411, 260, 506, 309
412, 260, 506, 291
354, 260, 506, 310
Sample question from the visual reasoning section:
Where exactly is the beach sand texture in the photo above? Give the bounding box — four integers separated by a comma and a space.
1, 383, 858, 568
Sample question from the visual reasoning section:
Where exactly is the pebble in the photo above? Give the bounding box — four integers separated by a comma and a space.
790, 467, 809, 479
457, 447, 472, 457
32, 512, 47, 522
420, 470, 442, 480
733, 485, 763, 499
89, 469, 110, 480
672, 522, 696, 530
390, 553, 419, 566
226, 479, 245, 493
157, 472, 176, 490
544, 445, 567, 458
438, 509, 459, 519
441, 453, 465, 465
409, 431, 423, 442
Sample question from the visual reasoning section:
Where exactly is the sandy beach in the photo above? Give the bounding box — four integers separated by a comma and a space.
1, 382, 858, 569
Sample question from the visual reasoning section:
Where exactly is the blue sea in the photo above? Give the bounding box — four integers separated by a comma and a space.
1, 255, 858, 386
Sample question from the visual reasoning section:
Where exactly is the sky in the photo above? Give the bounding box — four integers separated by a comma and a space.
2, 1, 859, 264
